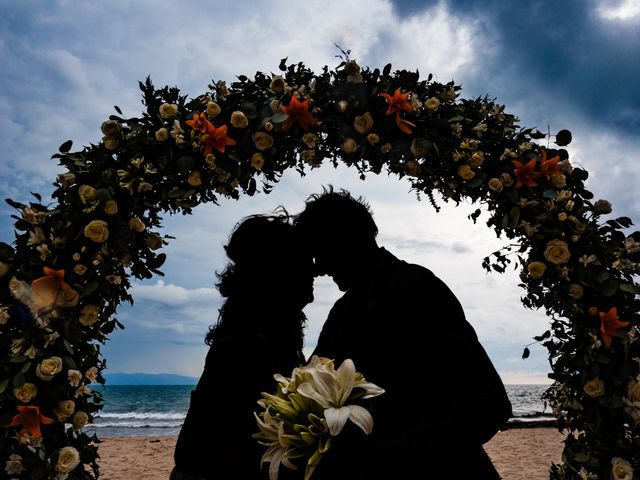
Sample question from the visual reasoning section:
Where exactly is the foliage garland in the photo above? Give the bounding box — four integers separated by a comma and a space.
0, 56, 639, 479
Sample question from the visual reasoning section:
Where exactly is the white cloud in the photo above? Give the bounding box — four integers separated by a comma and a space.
596, 0, 640, 20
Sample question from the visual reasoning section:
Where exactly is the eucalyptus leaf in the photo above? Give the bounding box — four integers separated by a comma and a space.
620, 283, 640, 294
0, 378, 9, 393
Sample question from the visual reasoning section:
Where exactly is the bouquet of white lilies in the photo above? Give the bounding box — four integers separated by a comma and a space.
253, 355, 385, 480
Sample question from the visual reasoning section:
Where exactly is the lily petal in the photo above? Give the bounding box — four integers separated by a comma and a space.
347, 404, 374, 434
324, 406, 350, 436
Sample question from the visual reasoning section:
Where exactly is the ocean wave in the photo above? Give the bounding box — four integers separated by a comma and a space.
92, 421, 183, 429
97, 412, 186, 420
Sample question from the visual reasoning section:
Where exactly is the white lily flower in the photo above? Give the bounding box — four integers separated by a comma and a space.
297, 357, 384, 436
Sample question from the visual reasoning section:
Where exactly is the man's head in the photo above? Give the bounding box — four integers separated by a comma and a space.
294, 187, 379, 291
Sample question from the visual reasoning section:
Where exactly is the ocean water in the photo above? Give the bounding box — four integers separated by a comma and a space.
90, 384, 554, 437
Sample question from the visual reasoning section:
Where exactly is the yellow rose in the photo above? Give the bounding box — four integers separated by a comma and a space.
159, 103, 178, 119
251, 153, 265, 171
84, 220, 109, 243
457, 164, 475, 180
101, 119, 121, 136
544, 239, 571, 265
367, 133, 379, 145
527, 261, 547, 279
128, 216, 146, 232
425, 97, 440, 111
353, 112, 374, 135
36, 356, 63, 380
58, 399, 76, 416
206, 101, 221, 118
55, 446, 81, 474
488, 178, 503, 193
14, 383, 37, 403
341, 137, 357, 154
155, 127, 169, 141
583, 377, 605, 398
72, 411, 89, 431
230, 111, 249, 128
79, 305, 100, 326
57, 288, 80, 308
253, 132, 274, 151
104, 200, 118, 216
187, 171, 202, 187
269, 76, 286, 94
611, 457, 633, 480
78, 185, 96, 202
557, 212, 568, 221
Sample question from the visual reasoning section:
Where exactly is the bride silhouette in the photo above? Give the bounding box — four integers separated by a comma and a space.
171, 213, 314, 480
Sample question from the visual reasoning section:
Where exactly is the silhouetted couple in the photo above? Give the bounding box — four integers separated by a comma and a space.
171, 187, 512, 480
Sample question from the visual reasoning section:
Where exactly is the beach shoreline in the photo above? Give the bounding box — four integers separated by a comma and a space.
97, 426, 565, 480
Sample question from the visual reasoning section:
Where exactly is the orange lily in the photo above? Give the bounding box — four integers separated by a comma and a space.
280, 96, 316, 131
512, 158, 544, 188
599, 307, 630, 349
539, 149, 562, 181
185, 112, 212, 134
379, 88, 415, 134
9, 405, 54, 439
31, 267, 70, 311
203, 123, 236, 155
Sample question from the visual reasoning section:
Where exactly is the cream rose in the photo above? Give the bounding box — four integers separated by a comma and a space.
544, 239, 571, 265
302, 132, 318, 149
500, 172, 514, 187
57, 288, 80, 308
550, 173, 566, 188
568, 284, 584, 300
85, 366, 99, 383
84, 220, 109, 243
101, 119, 121, 136
73, 264, 87, 276
103, 200, 118, 215
253, 132, 274, 151
155, 127, 169, 142
583, 377, 605, 398
230, 111, 249, 128
57, 172, 76, 188
251, 153, 265, 171
353, 112, 374, 135
0, 261, 10, 277
527, 261, 547, 279
488, 178, 503, 193
68, 369, 83, 387
611, 457, 634, 480
78, 185, 96, 202
206, 101, 221, 118
72, 411, 89, 431
14, 383, 37, 403
469, 151, 485, 167
367, 133, 379, 145
58, 399, 76, 416
55, 446, 81, 474
187, 171, 202, 187
457, 164, 475, 180
128, 216, 146, 232
425, 97, 440, 111
404, 160, 421, 177
159, 103, 178, 119
269, 76, 286, 93
145, 233, 163, 250
79, 304, 100, 326
593, 199, 613, 214
5, 453, 22, 475
36, 356, 63, 380
103, 136, 119, 150
341, 137, 357, 154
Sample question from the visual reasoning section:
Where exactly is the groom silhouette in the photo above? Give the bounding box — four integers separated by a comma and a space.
295, 187, 512, 480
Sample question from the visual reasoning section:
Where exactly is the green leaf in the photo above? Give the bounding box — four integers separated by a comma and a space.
270, 112, 289, 124
522, 347, 530, 359
508, 205, 520, 229
555, 129, 572, 146
0, 378, 9, 393
59, 139, 73, 153
12, 372, 25, 388
81, 281, 99, 298
600, 279, 619, 297
620, 283, 640, 294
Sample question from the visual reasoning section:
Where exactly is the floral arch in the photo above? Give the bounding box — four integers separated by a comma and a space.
1, 57, 639, 479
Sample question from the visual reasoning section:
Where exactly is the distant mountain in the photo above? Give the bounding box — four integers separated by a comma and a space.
102, 372, 198, 385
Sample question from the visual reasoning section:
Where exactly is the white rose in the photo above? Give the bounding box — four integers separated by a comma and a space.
155, 128, 169, 142
58, 400, 76, 416
425, 97, 440, 111
341, 137, 357, 154
79, 305, 101, 327
85, 366, 99, 383
84, 220, 109, 243
55, 446, 81, 474
159, 103, 178, 119
128, 216, 146, 232
72, 411, 89, 431
544, 239, 571, 265
230, 111, 249, 128
68, 369, 83, 387
527, 261, 547, 279
583, 378, 605, 398
14, 383, 37, 403
5, 454, 23, 475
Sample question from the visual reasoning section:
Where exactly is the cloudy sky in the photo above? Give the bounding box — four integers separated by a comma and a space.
2, 0, 639, 384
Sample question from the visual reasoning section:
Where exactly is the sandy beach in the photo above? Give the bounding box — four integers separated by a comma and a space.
97, 426, 566, 480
